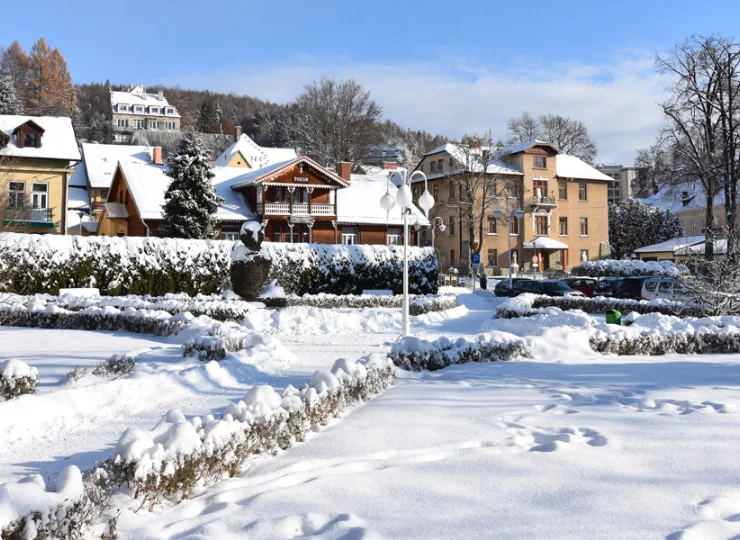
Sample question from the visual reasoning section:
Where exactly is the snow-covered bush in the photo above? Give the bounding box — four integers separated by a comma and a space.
93, 354, 136, 379
389, 331, 532, 371
0, 359, 38, 400
0, 234, 439, 297
0, 467, 116, 540
571, 259, 689, 278
495, 293, 705, 319
182, 322, 280, 361
0, 303, 187, 336
278, 293, 457, 313
408, 295, 458, 316
107, 354, 395, 504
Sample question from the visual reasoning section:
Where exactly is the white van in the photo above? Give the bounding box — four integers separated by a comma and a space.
641, 278, 690, 302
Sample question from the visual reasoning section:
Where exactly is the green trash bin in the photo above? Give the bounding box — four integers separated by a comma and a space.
605, 309, 622, 326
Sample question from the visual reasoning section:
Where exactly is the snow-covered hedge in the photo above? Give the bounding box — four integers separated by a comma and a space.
247, 242, 439, 296
107, 354, 395, 504
589, 313, 740, 355
0, 302, 188, 336
67, 354, 137, 383
571, 259, 689, 278
183, 322, 280, 361
0, 467, 115, 540
389, 331, 532, 371
0, 234, 439, 297
279, 293, 457, 314
495, 293, 705, 319
0, 359, 38, 400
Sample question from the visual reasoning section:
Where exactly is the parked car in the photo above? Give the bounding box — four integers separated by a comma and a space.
594, 278, 624, 298
560, 277, 597, 297
641, 278, 691, 302
613, 277, 653, 300
494, 278, 526, 297
510, 279, 586, 298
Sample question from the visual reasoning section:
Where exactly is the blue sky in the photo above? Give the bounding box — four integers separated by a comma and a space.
3, 0, 740, 163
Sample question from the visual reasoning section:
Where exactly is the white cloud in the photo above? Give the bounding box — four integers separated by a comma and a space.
169, 52, 669, 165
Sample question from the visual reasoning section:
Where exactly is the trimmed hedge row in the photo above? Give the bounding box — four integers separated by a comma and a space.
590, 329, 740, 356
571, 259, 688, 278
107, 354, 395, 505
281, 293, 458, 315
0, 234, 439, 297
389, 332, 532, 372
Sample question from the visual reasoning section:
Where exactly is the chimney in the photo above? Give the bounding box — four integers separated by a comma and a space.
382, 161, 397, 170
152, 146, 163, 165
234, 125, 242, 142
336, 162, 352, 182
158, 90, 164, 101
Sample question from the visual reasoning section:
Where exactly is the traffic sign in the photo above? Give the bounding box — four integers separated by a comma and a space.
471, 253, 481, 265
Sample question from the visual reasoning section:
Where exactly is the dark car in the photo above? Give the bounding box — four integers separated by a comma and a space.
511, 279, 586, 298
594, 278, 624, 298
560, 277, 597, 297
613, 276, 652, 300
494, 278, 526, 297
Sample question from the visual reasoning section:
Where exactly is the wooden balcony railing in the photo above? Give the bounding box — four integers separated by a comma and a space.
260, 203, 335, 216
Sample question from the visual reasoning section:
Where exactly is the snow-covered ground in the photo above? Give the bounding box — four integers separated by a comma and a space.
4, 287, 740, 538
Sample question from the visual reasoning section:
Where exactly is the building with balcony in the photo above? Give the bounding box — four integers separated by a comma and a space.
111, 86, 181, 144
596, 164, 636, 204
413, 140, 612, 273
0, 115, 81, 234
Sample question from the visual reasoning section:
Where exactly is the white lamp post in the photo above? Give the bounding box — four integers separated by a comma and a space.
430, 216, 446, 251
381, 171, 434, 337
492, 204, 525, 282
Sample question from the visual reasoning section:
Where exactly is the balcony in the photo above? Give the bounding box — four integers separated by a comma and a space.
3, 207, 54, 228
260, 203, 335, 216
530, 196, 556, 207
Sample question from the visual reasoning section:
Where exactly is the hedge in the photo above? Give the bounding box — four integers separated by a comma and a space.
0, 359, 38, 401
389, 331, 532, 371
590, 328, 740, 355
0, 233, 439, 297
571, 259, 688, 278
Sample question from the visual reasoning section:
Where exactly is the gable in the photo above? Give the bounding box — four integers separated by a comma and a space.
262, 161, 341, 188
226, 150, 251, 168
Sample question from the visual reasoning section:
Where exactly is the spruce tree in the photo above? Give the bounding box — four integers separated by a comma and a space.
196, 98, 218, 133
609, 199, 685, 258
0, 75, 22, 114
160, 132, 224, 239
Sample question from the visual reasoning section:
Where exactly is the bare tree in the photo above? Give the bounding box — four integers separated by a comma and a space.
633, 141, 675, 197
281, 77, 383, 166
680, 257, 740, 315
506, 112, 598, 163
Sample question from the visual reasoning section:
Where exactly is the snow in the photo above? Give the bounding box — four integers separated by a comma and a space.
79, 143, 154, 189
110, 87, 179, 116
498, 139, 557, 156
67, 187, 90, 210
555, 154, 614, 181
416, 143, 524, 181
0, 115, 80, 161
523, 237, 569, 250
634, 235, 705, 254
259, 280, 286, 299
340, 175, 430, 226
0, 359, 37, 380
638, 180, 726, 215
213, 133, 296, 170
230, 156, 351, 189
240, 220, 262, 242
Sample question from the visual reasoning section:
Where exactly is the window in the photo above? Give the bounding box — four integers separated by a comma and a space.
164, 121, 176, 130
437, 159, 444, 171
117, 118, 129, 128
448, 184, 455, 200
580, 249, 589, 261
533, 179, 547, 200
580, 217, 588, 236
221, 226, 240, 241
559, 181, 567, 200
433, 185, 438, 201
645, 280, 658, 292
149, 120, 159, 129
31, 183, 48, 209
448, 216, 455, 236
509, 216, 519, 235
507, 182, 518, 199
579, 182, 587, 201
430, 161, 437, 173
149, 107, 160, 115
118, 104, 128, 112
487, 248, 498, 266
535, 215, 548, 236
450, 249, 455, 266
166, 108, 175, 115
487, 216, 497, 235
341, 226, 359, 245
134, 120, 145, 129
134, 106, 144, 113
24, 133, 37, 147
559, 217, 568, 236
533, 156, 547, 169
8, 181, 24, 209
387, 228, 402, 246
658, 281, 673, 294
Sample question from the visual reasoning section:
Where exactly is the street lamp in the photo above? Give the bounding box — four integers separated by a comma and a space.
430, 216, 446, 251
381, 170, 434, 337
492, 204, 525, 281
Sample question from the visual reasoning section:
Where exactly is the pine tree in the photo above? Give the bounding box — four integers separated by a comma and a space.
0, 41, 29, 111
196, 97, 219, 133
160, 132, 224, 239
609, 199, 685, 258
26, 38, 76, 116
0, 75, 22, 114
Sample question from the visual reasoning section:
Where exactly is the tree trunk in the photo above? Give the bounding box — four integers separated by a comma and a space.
705, 194, 715, 261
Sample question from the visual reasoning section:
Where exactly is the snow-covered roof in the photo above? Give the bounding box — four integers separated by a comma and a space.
110, 86, 180, 117
213, 134, 297, 170
68, 162, 88, 188
338, 175, 430, 227
556, 154, 614, 182
523, 238, 569, 250
116, 160, 256, 222
230, 157, 350, 189
68, 187, 90, 210
499, 139, 560, 156
415, 143, 523, 181
675, 239, 727, 256
0, 115, 80, 161
81, 143, 154, 189
638, 181, 725, 214
634, 235, 706, 254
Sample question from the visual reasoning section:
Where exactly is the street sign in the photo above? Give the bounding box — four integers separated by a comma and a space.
532, 255, 539, 264
471, 253, 481, 265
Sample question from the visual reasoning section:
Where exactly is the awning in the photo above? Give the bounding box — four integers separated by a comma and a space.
104, 202, 129, 219
523, 237, 569, 250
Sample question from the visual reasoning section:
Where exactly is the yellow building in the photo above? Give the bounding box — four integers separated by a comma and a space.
0, 115, 80, 234
412, 140, 612, 274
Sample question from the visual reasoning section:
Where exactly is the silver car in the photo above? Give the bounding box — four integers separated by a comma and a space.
641, 278, 690, 302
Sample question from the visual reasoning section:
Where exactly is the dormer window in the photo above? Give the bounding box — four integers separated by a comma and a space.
134, 105, 144, 113
13, 120, 44, 149
166, 108, 175, 115
118, 104, 128, 112
149, 107, 160, 115
24, 133, 37, 147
